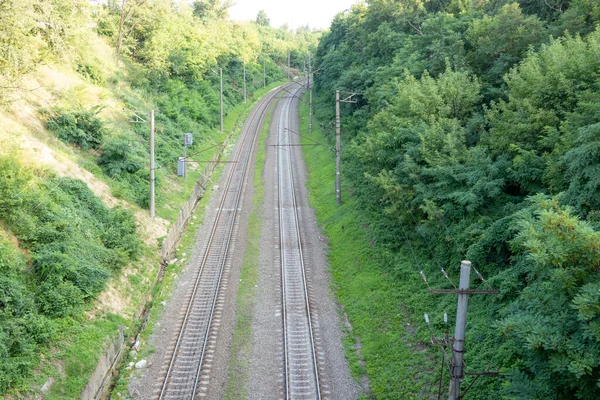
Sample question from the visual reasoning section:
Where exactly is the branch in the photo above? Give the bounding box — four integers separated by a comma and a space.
406, 20, 424, 36
543, 0, 564, 13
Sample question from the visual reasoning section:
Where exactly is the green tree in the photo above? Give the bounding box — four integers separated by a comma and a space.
256, 9, 270, 26
499, 196, 600, 399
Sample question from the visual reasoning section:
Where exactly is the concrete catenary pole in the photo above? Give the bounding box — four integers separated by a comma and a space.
308, 55, 313, 134
288, 52, 291, 80
335, 90, 341, 206
263, 58, 266, 88
183, 133, 187, 178
448, 261, 471, 400
149, 109, 156, 219
219, 67, 224, 133
243, 62, 246, 104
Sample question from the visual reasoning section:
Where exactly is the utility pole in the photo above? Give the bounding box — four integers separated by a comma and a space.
183, 133, 187, 178
335, 90, 341, 205
423, 262, 500, 400
263, 58, 266, 88
220, 67, 223, 133
182, 133, 192, 179
308, 54, 313, 135
243, 62, 246, 104
448, 261, 470, 400
128, 111, 154, 217
288, 52, 291, 80
335, 90, 359, 206
149, 109, 155, 219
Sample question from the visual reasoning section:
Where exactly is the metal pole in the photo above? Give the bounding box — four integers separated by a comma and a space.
263, 58, 266, 88
448, 261, 471, 400
243, 62, 246, 104
308, 55, 312, 134
307, 54, 311, 91
219, 67, 223, 133
309, 89, 313, 135
288, 52, 291, 80
335, 90, 341, 206
149, 109, 156, 218
183, 134, 187, 178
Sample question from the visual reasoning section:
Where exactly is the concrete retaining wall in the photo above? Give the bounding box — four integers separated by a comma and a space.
81, 325, 124, 400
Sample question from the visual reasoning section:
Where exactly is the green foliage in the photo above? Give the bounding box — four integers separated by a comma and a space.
0, 0, 87, 83
312, 0, 600, 398
498, 196, 600, 399
47, 106, 106, 150
98, 136, 146, 177
255, 10, 270, 27
467, 3, 546, 89
0, 151, 141, 393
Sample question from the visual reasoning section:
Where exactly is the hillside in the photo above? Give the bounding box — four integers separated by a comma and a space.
0, 0, 318, 397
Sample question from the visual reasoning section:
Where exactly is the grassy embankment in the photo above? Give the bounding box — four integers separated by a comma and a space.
297, 93, 443, 399
110, 83, 285, 398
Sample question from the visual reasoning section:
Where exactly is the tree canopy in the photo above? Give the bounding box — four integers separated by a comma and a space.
312, 0, 600, 398
256, 9, 270, 26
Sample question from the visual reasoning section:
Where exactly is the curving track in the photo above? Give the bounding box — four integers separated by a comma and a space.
157, 83, 295, 400
277, 83, 323, 399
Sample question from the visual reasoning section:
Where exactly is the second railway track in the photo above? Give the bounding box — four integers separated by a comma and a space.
277, 83, 323, 400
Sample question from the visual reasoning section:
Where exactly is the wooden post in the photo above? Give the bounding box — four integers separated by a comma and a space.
448, 261, 471, 400
149, 110, 156, 219
335, 90, 341, 206
219, 67, 223, 133
243, 62, 246, 104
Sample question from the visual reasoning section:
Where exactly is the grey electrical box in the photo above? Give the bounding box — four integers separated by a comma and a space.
184, 133, 193, 145
177, 157, 186, 176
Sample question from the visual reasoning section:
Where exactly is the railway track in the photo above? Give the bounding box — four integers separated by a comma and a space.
156, 83, 294, 400
277, 83, 323, 399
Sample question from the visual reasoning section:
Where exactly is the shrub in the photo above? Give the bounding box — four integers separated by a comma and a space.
47, 106, 105, 150
35, 277, 85, 318
98, 136, 147, 177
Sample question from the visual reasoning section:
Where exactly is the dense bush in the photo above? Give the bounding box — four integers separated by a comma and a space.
499, 196, 600, 398
0, 152, 141, 391
0, 234, 56, 392
47, 106, 105, 150
98, 136, 146, 177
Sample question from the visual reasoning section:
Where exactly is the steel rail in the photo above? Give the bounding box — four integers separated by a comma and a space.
277, 82, 321, 399
158, 83, 296, 399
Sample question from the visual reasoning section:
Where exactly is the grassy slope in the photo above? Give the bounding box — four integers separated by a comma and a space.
297, 93, 443, 399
